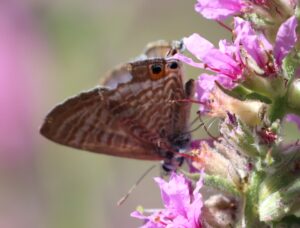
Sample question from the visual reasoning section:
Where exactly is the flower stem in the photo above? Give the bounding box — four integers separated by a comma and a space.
268, 96, 287, 122
204, 174, 241, 198
244, 171, 265, 227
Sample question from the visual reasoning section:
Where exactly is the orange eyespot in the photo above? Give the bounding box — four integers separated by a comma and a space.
151, 64, 162, 74
149, 63, 165, 80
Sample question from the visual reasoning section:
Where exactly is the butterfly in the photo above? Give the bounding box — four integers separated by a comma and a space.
40, 40, 195, 172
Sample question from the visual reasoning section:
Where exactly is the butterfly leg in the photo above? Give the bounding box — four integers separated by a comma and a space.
120, 117, 184, 172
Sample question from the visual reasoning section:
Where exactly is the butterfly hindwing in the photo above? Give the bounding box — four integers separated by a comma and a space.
40, 87, 162, 160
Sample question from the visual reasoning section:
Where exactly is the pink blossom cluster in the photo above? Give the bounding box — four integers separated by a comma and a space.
133, 0, 300, 227
131, 173, 203, 228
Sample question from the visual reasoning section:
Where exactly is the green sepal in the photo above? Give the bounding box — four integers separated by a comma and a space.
259, 167, 298, 204
229, 119, 262, 158
203, 174, 241, 198
259, 179, 300, 222
259, 148, 300, 203
282, 52, 298, 83
244, 13, 272, 27
215, 81, 272, 104
268, 96, 287, 122
179, 170, 241, 198
296, 4, 300, 19
245, 93, 272, 104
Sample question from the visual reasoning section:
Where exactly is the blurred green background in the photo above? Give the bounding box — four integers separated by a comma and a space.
1, 0, 298, 228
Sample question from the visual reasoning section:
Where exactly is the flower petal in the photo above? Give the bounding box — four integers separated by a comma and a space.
195, 0, 245, 20
285, 114, 300, 130
155, 173, 190, 215
195, 73, 235, 112
234, 17, 271, 68
173, 53, 204, 68
195, 74, 216, 112
274, 15, 298, 66
183, 33, 214, 61
203, 49, 241, 78
181, 33, 242, 80
184, 33, 240, 75
133, 173, 203, 228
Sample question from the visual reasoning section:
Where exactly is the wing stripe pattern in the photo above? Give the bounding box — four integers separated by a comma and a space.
40, 57, 192, 161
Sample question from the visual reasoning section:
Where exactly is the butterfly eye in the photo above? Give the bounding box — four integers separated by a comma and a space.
151, 64, 162, 74
169, 61, 178, 69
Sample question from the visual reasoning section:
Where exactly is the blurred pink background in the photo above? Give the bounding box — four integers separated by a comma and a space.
1, 0, 298, 227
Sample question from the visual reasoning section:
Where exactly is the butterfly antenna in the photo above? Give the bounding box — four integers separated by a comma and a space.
183, 122, 204, 135
117, 164, 157, 206
197, 112, 219, 140
206, 117, 219, 131
188, 112, 220, 134
189, 115, 200, 127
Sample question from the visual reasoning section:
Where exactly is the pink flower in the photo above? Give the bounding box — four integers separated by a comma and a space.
234, 16, 298, 75
234, 17, 274, 74
195, 73, 234, 113
131, 172, 203, 228
175, 33, 244, 85
195, 0, 246, 21
274, 15, 298, 66
194, 0, 296, 21
194, 74, 264, 127
176, 15, 297, 93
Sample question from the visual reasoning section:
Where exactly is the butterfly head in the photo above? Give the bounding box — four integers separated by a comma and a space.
161, 151, 185, 173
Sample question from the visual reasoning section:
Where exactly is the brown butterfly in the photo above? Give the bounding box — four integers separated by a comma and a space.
40, 40, 195, 172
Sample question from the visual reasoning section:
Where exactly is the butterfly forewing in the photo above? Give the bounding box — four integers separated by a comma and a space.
143, 40, 183, 58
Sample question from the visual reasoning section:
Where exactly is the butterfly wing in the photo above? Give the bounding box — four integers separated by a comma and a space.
40, 86, 162, 160
134, 40, 183, 61
104, 58, 193, 150
41, 42, 193, 160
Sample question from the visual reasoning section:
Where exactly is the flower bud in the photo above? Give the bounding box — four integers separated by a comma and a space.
192, 142, 237, 182
220, 115, 261, 158
202, 194, 238, 227
287, 79, 300, 110
259, 178, 300, 222
249, 0, 296, 43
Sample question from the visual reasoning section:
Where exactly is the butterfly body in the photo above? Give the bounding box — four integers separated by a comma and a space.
41, 41, 194, 172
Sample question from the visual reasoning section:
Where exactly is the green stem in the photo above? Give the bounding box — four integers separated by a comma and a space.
242, 75, 274, 99
273, 215, 300, 227
203, 174, 241, 198
268, 96, 287, 122
244, 171, 266, 227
